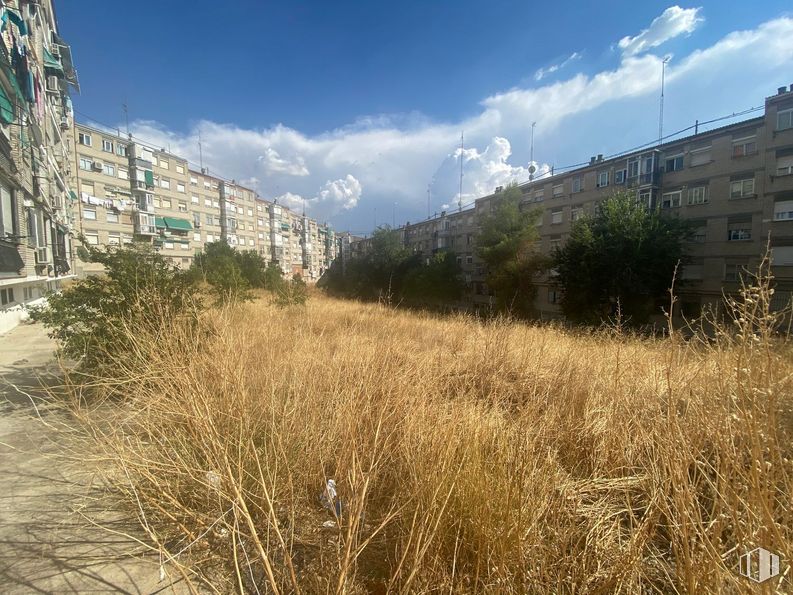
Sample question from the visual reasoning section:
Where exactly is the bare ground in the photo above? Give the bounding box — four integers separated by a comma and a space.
0, 322, 193, 594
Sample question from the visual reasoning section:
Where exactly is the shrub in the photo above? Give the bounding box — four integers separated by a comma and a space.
274, 273, 308, 307
30, 239, 200, 369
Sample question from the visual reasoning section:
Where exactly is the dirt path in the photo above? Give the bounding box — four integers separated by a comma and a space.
0, 323, 193, 594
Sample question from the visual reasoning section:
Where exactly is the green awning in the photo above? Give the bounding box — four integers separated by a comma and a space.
280, 223, 290, 231
43, 47, 63, 74
144, 170, 154, 186
0, 85, 13, 124
163, 217, 193, 231
69, 190, 77, 200
155, 216, 166, 228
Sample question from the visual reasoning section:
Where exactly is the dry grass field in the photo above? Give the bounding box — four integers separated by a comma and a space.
61, 278, 793, 593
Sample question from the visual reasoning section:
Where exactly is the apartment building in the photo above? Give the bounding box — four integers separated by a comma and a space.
354, 86, 793, 318
71, 122, 338, 281
0, 0, 79, 333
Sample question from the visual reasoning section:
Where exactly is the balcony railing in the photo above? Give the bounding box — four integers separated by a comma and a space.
626, 171, 661, 188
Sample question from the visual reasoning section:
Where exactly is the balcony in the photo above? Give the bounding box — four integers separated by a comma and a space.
626, 171, 661, 188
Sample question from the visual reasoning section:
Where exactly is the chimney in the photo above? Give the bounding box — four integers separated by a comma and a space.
589, 156, 596, 165
597, 154, 603, 162
778, 86, 787, 95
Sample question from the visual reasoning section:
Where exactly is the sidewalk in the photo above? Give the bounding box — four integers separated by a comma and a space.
0, 323, 193, 594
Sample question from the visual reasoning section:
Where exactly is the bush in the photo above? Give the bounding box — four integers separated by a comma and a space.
191, 241, 272, 304
274, 273, 308, 307
30, 239, 200, 369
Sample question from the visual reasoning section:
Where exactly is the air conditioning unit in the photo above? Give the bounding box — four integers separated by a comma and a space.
59, 116, 69, 130
35, 246, 50, 264
92, 161, 103, 172
46, 75, 59, 92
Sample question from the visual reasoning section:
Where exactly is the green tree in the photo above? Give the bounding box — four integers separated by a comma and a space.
553, 191, 693, 324
402, 250, 465, 307
476, 183, 546, 317
30, 240, 200, 369
191, 241, 250, 304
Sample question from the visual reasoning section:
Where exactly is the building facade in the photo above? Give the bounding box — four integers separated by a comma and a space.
0, 0, 79, 333
354, 86, 793, 318
71, 122, 337, 281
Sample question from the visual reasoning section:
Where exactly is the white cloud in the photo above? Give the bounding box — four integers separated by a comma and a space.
258, 147, 309, 176
123, 13, 793, 232
618, 6, 703, 56
534, 52, 581, 81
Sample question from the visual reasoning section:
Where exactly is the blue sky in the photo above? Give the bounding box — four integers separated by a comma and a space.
59, 2, 793, 233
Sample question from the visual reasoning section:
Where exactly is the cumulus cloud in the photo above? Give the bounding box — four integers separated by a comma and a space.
122, 12, 793, 232
618, 6, 703, 56
534, 52, 582, 81
258, 147, 309, 176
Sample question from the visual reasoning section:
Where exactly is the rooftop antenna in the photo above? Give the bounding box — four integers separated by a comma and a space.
198, 129, 204, 169
529, 121, 537, 181
458, 131, 464, 212
659, 56, 670, 144
427, 184, 431, 219
122, 102, 130, 138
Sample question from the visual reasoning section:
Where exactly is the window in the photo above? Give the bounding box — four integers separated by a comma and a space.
102, 139, 113, 153
83, 208, 97, 220
118, 167, 128, 180
661, 191, 682, 208
465, 255, 473, 265
773, 200, 793, 221
193, 212, 201, 227
204, 198, 212, 207
777, 154, 793, 176
690, 146, 711, 167
190, 176, 198, 186
176, 164, 185, 174
728, 220, 752, 241
102, 163, 115, 177
772, 246, 793, 266
191, 195, 199, 204
107, 232, 120, 245
732, 137, 756, 157
639, 189, 654, 209
213, 200, 219, 209
79, 157, 92, 170
84, 232, 99, 245
153, 198, 161, 208
665, 155, 684, 172
159, 159, 169, 170
81, 181, 94, 194
627, 159, 640, 178
777, 108, 793, 131
177, 182, 185, 193
206, 234, 214, 242
725, 263, 746, 281
730, 177, 755, 199
571, 207, 583, 222
551, 208, 563, 224
534, 189, 544, 202
160, 178, 171, 190
258, 232, 264, 240
548, 288, 558, 304
597, 171, 609, 187
248, 238, 255, 247
164, 241, 174, 249
106, 211, 119, 223
688, 186, 708, 205
78, 132, 91, 146
162, 199, 172, 209
549, 235, 562, 251
178, 201, 188, 212
691, 228, 706, 243
116, 144, 127, 157
203, 180, 211, 189
257, 204, 263, 212
614, 169, 627, 184
0, 184, 15, 237
572, 177, 582, 193
257, 218, 264, 226
0, 287, 15, 305
205, 214, 214, 225
193, 232, 202, 242
552, 184, 563, 197
247, 208, 253, 216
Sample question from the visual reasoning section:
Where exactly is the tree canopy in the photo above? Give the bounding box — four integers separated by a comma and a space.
553, 191, 693, 324
475, 183, 546, 317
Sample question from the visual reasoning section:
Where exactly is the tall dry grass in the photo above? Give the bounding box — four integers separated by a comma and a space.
63, 270, 793, 593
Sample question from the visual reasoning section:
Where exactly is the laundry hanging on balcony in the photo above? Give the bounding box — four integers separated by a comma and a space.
1, 9, 28, 36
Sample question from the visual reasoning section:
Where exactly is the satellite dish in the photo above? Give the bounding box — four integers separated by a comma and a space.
529, 164, 537, 174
